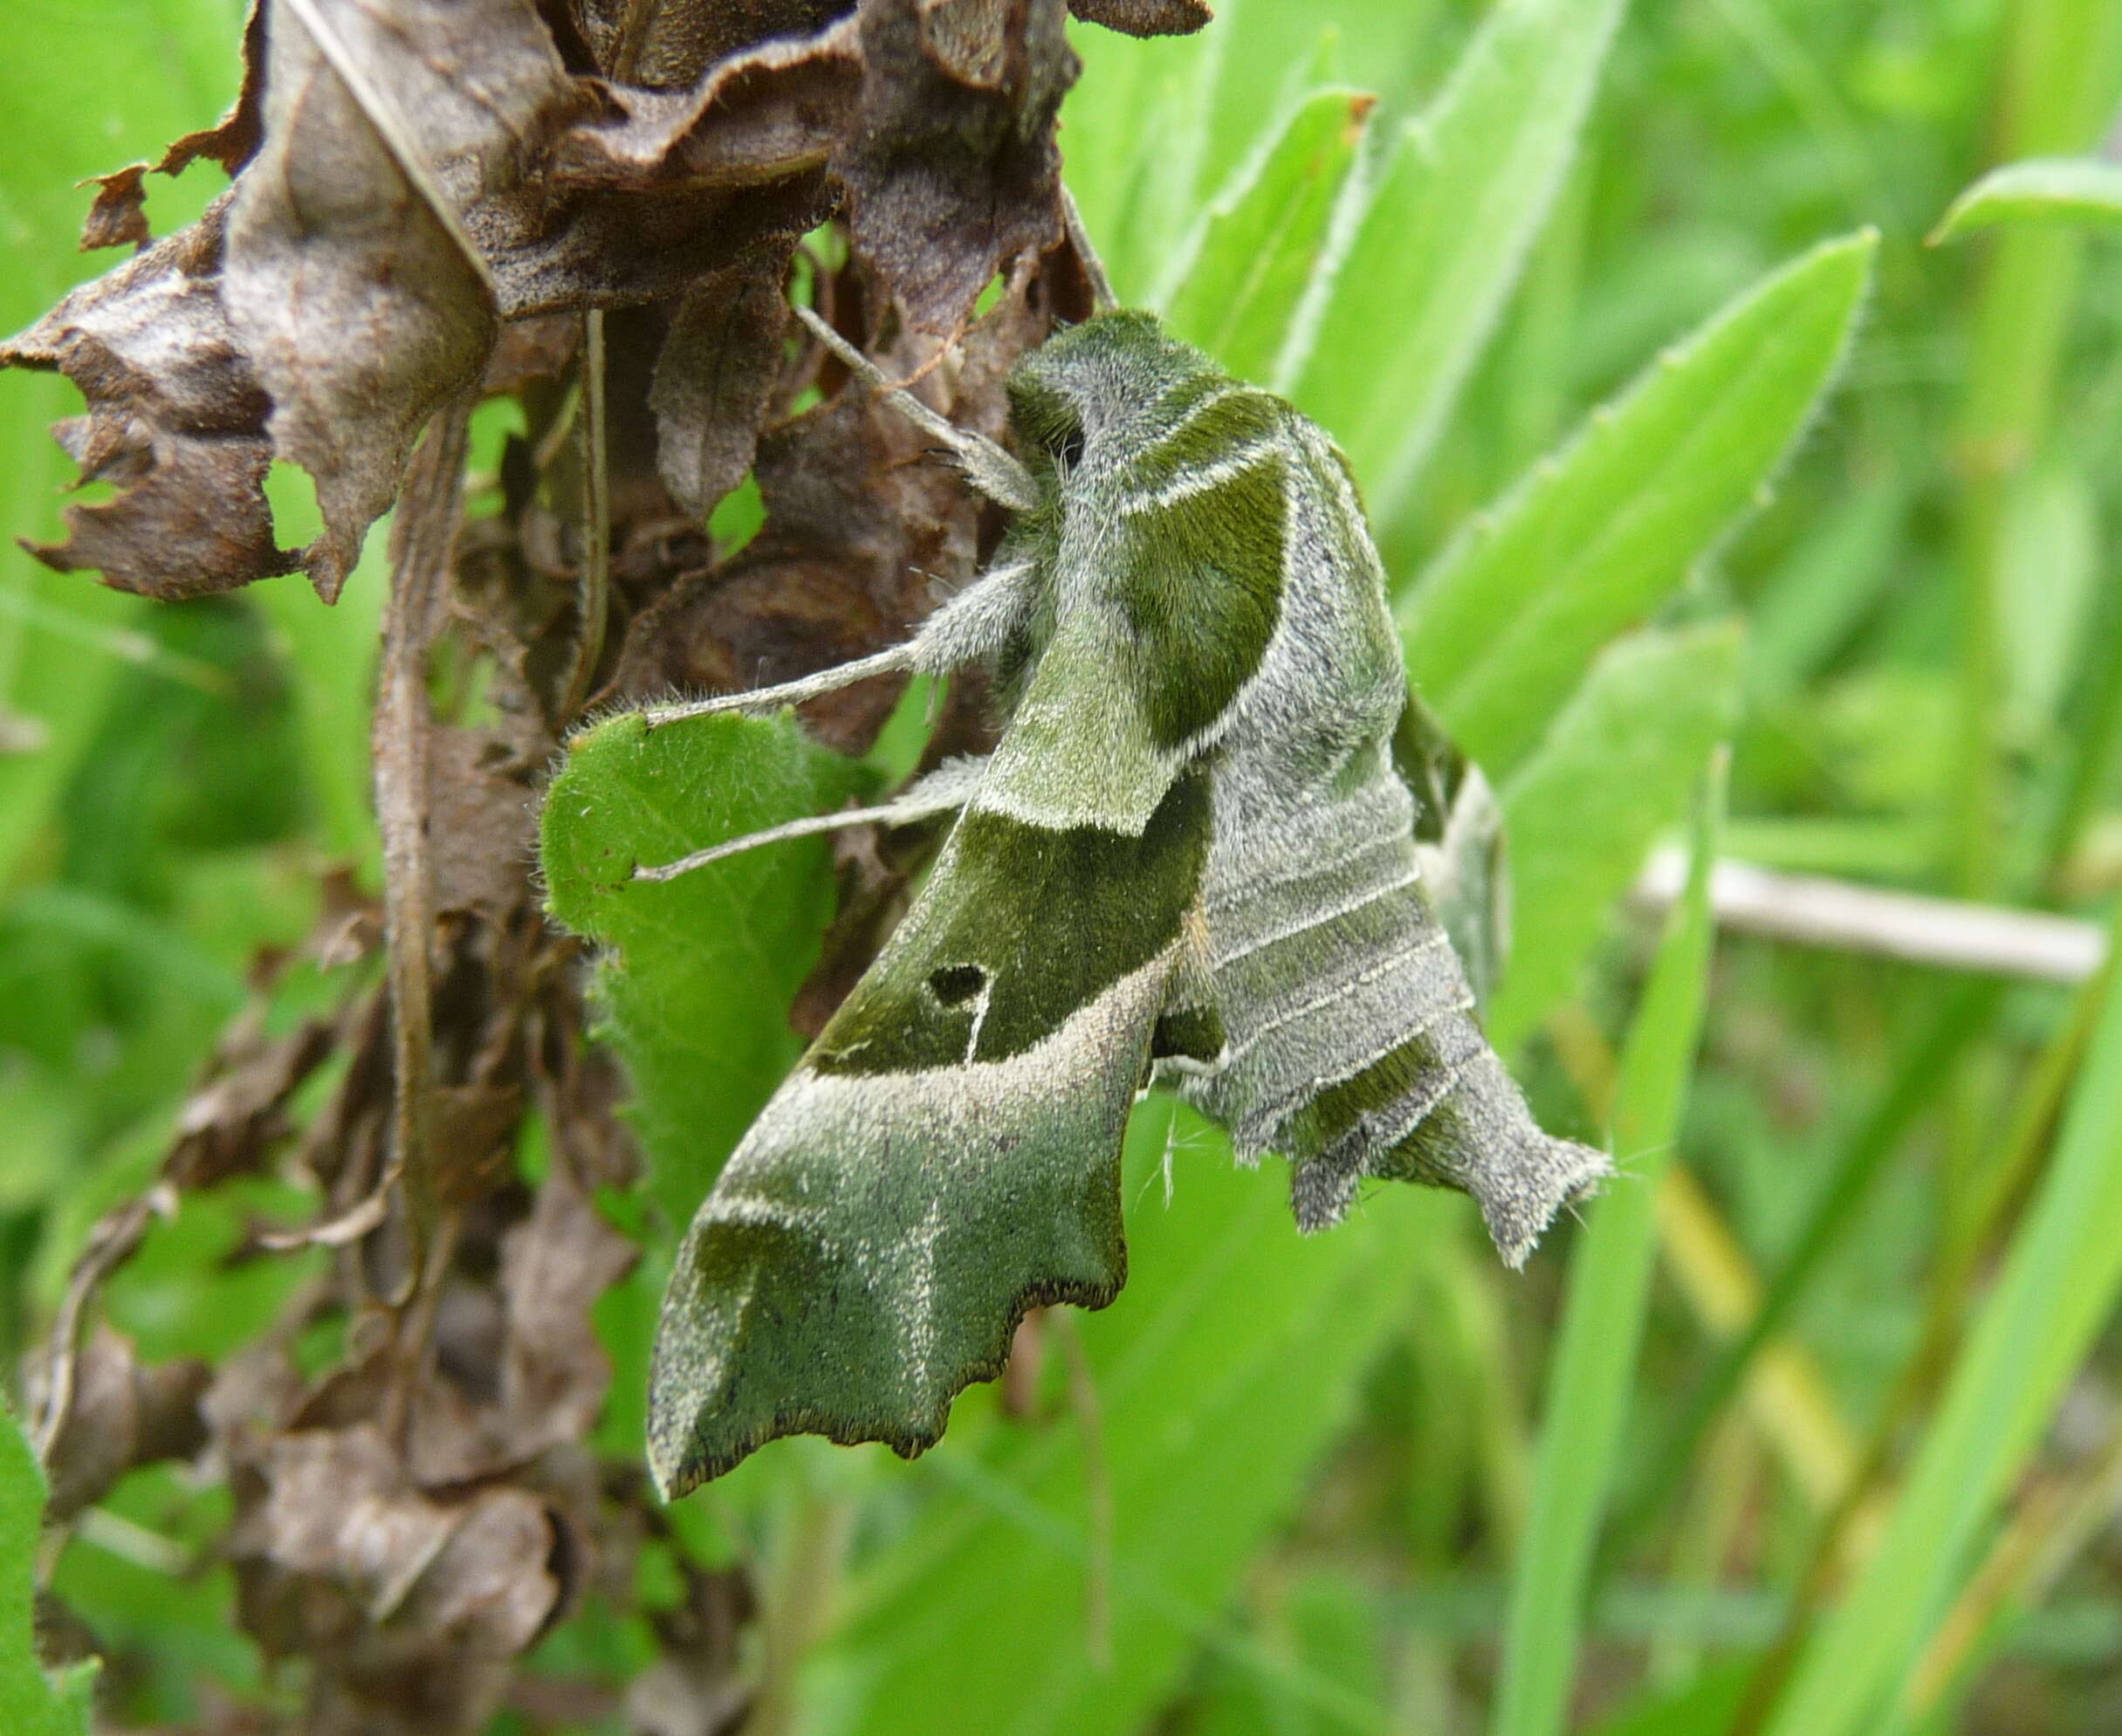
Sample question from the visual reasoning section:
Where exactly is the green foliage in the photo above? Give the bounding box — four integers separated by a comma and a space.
826, 1101, 1443, 1736
10, 0, 2122, 1731
1400, 233, 1874, 779
1487, 626, 1743, 1054
1156, 86, 1372, 387
1, 1407, 93, 1735
541, 711, 867, 1228
1934, 155, 2122, 242
1765, 903, 2122, 1736
1287, 0, 1631, 526
1494, 768, 1724, 1736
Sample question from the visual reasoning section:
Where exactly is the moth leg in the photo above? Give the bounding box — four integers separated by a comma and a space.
792, 305, 1040, 513
638, 560, 1036, 731
634, 756, 988, 883
640, 643, 917, 729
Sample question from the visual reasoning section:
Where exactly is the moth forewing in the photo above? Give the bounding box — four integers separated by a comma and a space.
647, 767, 1212, 1496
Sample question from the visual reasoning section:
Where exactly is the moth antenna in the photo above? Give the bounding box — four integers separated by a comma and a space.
1060, 184, 1118, 314
792, 305, 1040, 512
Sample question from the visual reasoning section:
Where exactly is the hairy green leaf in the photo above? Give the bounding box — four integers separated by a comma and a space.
540, 710, 867, 1229
1933, 155, 2122, 242
1487, 624, 1742, 1054
1, 1405, 95, 1736
1402, 232, 1874, 779
1288, 0, 1630, 525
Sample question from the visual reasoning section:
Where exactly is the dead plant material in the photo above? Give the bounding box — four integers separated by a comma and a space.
8, 0, 1165, 1720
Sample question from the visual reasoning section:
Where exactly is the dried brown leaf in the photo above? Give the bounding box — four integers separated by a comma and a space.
1, 202, 297, 600
512, 23, 854, 313
650, 256, 792, 521
170, 1014, 338, 1187
836, 0, 1079, 330
573, 0, 851, 85
1066, 0, 1211, 38
79, 165, 151, 252
496, 1170, 637, 1458
222, 0, 570, 600
426, 728, 541, 917
160, 0, 272, 178
40, 1327, 211, 1524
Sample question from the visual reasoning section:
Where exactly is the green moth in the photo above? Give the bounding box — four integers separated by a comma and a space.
639, 305, 1604, 1496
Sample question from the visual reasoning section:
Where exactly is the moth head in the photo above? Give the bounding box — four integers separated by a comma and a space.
1005, 311, 1226, 481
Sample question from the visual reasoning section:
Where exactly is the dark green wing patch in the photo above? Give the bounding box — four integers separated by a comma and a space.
813, 771, 1212, 1075
1117, 453, 1288, 748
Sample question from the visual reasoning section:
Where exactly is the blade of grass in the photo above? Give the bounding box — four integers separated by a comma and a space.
1486, 624, 1742, 1056
1400, 233, 1874, 779
1490, 755, 1726, 1736
1933, 156, 2122, 243
1942, 0, 2122, 901
1759, 896, 2122, 1736
1157, 85, 1376, 387
1604, 978, 2003, 1556
1288, 0, 1630, 527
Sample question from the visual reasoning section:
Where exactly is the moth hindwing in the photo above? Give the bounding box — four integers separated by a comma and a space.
645, 311, 1605, 1496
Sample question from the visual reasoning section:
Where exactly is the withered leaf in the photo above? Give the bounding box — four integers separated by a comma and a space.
394, 1486, 562, 1654
223, 0, 576, 600
231, 1424, 562, 1664
573, 0, 852, 86
1, 201, 298, 600
514, 22, 855, 314
836, 0, 1080, 330
612, 377, 968, 750
425, 728, 540, 917
1066, 0, 1212, 38
496, 1171, 638, 1457
79, 165, 151, 252
170, 1013, 337, 1187
40, 1327, 211, 1525
160, 0, 272, 180
650, 256, 792, 521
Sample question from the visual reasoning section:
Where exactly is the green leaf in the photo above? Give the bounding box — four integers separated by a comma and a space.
1486, 623, 1742, 1056
1933, 156, 2122, 243
539, 710, 866, 1230
1996, 461, 2101, 743
821, 1100, 1440, 1736
1761, 902, 2122, 1736
1492, 762, 1724, 1736
1288, 0, 1630, 525
1158, 86, 1375, 388
1, 1404, 96, 1736
1401, 232, 1875, 779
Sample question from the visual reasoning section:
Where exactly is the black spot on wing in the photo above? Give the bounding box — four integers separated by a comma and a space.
813, 771, 1212, 1075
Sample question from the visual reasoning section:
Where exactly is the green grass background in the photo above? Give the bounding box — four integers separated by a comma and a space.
6, 0, 2122, 1731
